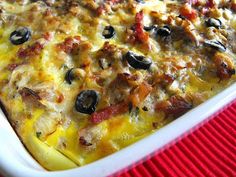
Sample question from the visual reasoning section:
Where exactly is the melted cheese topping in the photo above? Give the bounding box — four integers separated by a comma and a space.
0, 0, 236, 170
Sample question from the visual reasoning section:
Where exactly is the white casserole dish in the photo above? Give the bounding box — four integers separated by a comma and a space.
0, 82, 236, 177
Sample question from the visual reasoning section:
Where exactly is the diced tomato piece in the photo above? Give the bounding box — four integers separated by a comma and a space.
90, 102, 129, 124
126, 11, 149, 45
134, 23, 149, 43
135, 10, 144, 23
133, 11, 149, 43
180, 4, 198, 21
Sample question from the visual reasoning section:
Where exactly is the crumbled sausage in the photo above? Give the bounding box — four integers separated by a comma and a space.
156, 95, 192, 118
57, 36, 81, 54
18, 42, 44, 58
213, 52, 235, 79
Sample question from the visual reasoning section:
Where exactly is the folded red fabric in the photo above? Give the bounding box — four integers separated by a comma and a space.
116, 101, 236, 177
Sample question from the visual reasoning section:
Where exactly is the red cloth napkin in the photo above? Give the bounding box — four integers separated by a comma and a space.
114, 101, 236, 177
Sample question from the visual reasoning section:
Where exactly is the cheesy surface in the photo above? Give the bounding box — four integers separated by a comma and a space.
0, 0, 236, 170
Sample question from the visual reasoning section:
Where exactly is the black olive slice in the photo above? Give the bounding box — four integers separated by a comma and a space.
75, 90, 99, 114
102, 26, 115, 39
10, 27, 31, 45
124, 51, 152, 70
204, 40, 226, 52
206, 18, 222, 29
65, 68, 75, 84
156, 26, 171, 37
